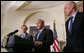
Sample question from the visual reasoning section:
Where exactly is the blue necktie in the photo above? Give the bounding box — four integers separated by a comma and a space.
36, 31, 41, 40
69, 16, 73, 35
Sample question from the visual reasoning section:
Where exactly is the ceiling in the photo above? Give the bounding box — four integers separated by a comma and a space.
1, 1, 68, 11
23, 1, 68, 10
1, 1, 79, 13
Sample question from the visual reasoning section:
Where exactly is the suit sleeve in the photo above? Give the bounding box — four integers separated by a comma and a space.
42, 30, 54, 46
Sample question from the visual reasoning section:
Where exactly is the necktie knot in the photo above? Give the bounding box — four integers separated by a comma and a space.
70, 16, 73, 20
38, 31, 40, 33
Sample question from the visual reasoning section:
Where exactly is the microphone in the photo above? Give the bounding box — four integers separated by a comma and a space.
7, 29, 18, 36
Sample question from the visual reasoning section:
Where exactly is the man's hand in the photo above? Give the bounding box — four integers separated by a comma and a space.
34, 41, 42, 47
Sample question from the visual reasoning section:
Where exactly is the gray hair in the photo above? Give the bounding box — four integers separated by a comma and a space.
69, 1, 77, 10
38, 19, 45, 25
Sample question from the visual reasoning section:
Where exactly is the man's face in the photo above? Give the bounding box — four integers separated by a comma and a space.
36, 20, 43, 30
21, 26, 27, 33
64, 4, 72, 16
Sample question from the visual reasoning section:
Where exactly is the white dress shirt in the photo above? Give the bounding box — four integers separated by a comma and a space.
21, 33, 26, 38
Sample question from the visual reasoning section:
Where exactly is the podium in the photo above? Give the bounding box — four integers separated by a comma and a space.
14, 36, 34, 52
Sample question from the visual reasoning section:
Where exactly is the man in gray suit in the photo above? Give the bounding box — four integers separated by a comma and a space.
1, 25, 34, 52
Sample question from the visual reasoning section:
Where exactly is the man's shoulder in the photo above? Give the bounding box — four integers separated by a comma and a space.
26, 33, 31, 36
26, 33, 33, 37
76, 12, 83, 16
76, 12, 83, 20
77, 12, 83, 14
43, 28, 52, 32
26, 33, 29, 35
79, 12, 83, 18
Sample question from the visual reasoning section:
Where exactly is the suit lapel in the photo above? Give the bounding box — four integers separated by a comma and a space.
72, 12, 79, 29
38, 28, 46, 41
35, 28, 45, 41
66, 18, 70, 36
23, 33, 30, 39
24, 33, 28, 39
35, 32, 38, 41
71, 12, 79, 38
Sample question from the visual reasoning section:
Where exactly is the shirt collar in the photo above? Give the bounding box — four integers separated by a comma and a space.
22, 32, 27, 35
72, 11, 77, 18
68, 11, 77, 21
39, 27, 45, 32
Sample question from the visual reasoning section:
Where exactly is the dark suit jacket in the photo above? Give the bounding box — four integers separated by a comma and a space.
64, 12, 83, 52
35, 28, 54, 52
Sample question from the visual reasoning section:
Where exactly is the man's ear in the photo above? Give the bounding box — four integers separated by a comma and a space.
71, 4, 75, 9
69, 4, 74, 12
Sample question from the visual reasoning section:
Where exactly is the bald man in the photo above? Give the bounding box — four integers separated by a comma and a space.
63, 1, 83, 52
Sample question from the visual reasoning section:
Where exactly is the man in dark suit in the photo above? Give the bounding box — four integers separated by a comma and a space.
14, 25, 34, 52
1, 25, 34, 52
63, 1, 83, 52
34, 19, 54, 52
